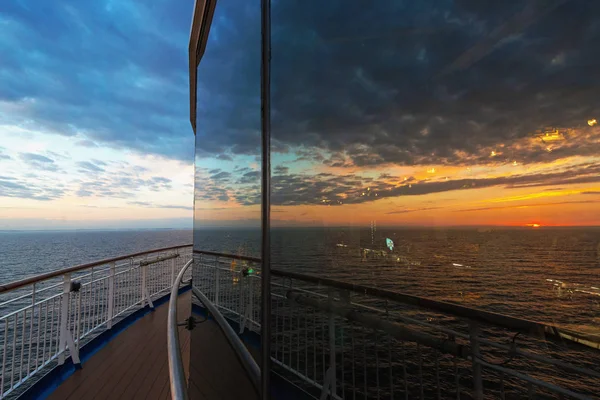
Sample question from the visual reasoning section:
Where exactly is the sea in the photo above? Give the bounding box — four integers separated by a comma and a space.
1, 226, 600, 332
1, 227, 599, 397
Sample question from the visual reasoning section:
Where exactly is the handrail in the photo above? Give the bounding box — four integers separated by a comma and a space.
192, 249, 599, 345
0, 243, 192, 294
193, 249, 261, 263
271, 269, 600, 345
191, 286, 261, 394
167, 259, 193, 400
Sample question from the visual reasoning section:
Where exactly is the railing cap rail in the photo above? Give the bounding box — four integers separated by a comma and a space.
0, 243, 192, 294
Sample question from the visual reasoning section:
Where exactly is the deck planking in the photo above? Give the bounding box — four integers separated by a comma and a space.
47, 290, 257, 400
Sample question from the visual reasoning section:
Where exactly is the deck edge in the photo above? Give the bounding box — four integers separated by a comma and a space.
20, 285, 191, 400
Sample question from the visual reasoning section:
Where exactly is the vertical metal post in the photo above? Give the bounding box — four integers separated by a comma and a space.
215, 267, 220, 306
171, 257, 176, 286
260, 0, 272, 398
469, 321, 483, 400
27, 283, 36, 374
58, 274, 71, 365
57, 274, 80, 367
140, 264, 154, 309
107, 262, 115, 329
328, 291, 337, 396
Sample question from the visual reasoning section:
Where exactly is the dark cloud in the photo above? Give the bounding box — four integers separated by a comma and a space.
20, 153, 53, 164
19, 152, 60, 172
0, 0, 194, 160
209, 171, 232, 181
387, 206, 442, 215
192, 0, 600, 168
75, 140, 98, 148
214, 162, 600, 207
239, 171, 260, 184
456, 199, 598, 213
0, 176, 64, 201
76, 161, 104, 173
274, 166, 289, 175
128, 201, 192, 211
74, 174, 173, 199
0, 147, 11, 161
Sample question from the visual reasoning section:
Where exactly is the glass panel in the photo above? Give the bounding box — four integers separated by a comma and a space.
193, 1, 261, 258
270, 1, 600, 399
189, 2, 262, 396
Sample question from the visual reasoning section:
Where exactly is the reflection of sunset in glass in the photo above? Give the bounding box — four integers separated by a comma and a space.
191, 0, 600, 230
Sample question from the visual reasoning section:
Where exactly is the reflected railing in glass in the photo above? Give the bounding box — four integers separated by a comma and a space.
192, 251, 599, 400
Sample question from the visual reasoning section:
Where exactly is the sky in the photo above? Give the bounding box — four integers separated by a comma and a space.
0, 1, 598, 230
193, 0, 600, 228
0, 0, 195, 229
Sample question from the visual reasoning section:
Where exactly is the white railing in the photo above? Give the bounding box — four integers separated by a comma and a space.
0, 244, 193, 399
192, 250, 600, 400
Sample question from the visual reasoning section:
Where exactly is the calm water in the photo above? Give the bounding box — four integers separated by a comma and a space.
197, 226, 600, 333
0, 229, 192, 284
1, 227, 600, 332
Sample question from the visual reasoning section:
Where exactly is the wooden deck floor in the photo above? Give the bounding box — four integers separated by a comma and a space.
48, 291, 258, 400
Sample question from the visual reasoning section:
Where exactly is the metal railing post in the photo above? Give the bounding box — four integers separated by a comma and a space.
320, 290, 337, 400
140, 264, 154, 309
171, 257, 176, 286
58, 273, 80, 366
469, 321, 483, 400
107, 262, 115, 329
215, 266, 220, 306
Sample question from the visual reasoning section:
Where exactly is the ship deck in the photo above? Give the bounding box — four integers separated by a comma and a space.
47, 291, 258, 400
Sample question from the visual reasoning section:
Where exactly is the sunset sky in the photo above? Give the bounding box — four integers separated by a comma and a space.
194, 0, 600, 228
1, 1, 599, 229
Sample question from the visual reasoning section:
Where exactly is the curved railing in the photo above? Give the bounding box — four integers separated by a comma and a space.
167, 257, 260, 400
192, 250, 600, 400
0, 244, 193, 399
167, 259, 193, 400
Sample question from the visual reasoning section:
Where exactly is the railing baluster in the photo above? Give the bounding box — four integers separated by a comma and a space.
352, 324, 356, 400
418, 343, 424, 400
435, 351, 440, 400
19, 308, 26, 382
35, 297, 42, 371
454, 356, 460, 400
313, 307, 317, 381
389, 335, 393, 400
27, 283, 36, 376
1, 319, 8, 397
402, 341, 407, 400
76, 289, 82, 348
305, 306, 308, 379
376, 331, 380, 400
42, 300, 48, 368
107, 262, 115, 329
11, 313, 18, 388
469, 321, 483, 400
215, 264, 220, 306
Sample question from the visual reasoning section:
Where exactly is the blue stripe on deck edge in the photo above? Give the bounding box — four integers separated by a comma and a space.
21, 285, 191, 400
